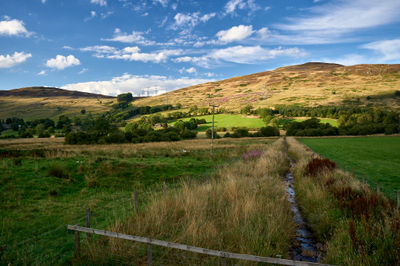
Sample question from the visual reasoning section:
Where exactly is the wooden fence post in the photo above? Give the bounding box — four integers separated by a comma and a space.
147, 237, 153, 266
86, 208, 91, 241
75, 225, 80, 258
163, 181, 166, 197
186, 176, 190, 187
397, 190, 400, 210
134, 189, 139, 214
206, 170, 209, 181
377, 181, 380, 193
221, 256, 227, 266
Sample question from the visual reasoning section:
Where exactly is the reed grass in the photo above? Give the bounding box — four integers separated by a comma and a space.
83, 138, 296, 264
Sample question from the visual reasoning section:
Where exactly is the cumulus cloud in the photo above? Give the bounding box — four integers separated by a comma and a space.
41, 0, 47, 3
224, 0, 260, 16
0, 52, 32, 68
90, 0, 106, 6
216, 25, 254, 43
174, 46, 306, 67
61, 74, 214, 96
38, 70, 46, 75
171, 12, 216, 31
103, 28, 156, 45
45, 55, 81, 70
362, 38, 400, 61
81, 45, 182, 63
179, 67, 197, 74
0, 18, 31, 37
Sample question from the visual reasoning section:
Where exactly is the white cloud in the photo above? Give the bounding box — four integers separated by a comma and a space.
200, 13, 216, 23
319, 54, 369, 66
103, 28, 156, 45
78, 68, 88, 74
45, 55, 81, 70
224, 0, 260, 16
273, 0, 400, 44
0, 19, 31, 37
38, 70, 46, 75
171, 12, 216, 31
61, 74, 214, 96
0, 52, 32, 68
362, 38, 400, 61
90, 0, 106, 6
179, 67, 197, 74
41, 0, 47, 3
216, 25, 254, 43
174, 46, 307, 67
81, 45, 182, 63
153, 0, 168, 7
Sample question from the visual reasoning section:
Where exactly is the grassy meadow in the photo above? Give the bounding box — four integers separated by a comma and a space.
297, 136, 400, 199
0, 137, 277, 265
287, 137, 400, 265
169, 114, 266, 131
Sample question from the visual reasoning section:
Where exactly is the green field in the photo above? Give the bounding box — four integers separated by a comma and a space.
170, 114, 265, 131
0, 137, 274, 264
279, 117, 338, 128
298, 136, 400, 199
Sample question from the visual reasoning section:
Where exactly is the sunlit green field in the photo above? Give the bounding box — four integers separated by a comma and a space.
170, 114, 265, 131
298, 136, 400, 199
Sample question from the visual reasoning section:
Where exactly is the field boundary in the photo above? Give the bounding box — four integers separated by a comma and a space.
67, 224, 333, 266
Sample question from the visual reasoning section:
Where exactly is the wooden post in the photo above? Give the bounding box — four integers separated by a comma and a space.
377, 181, 380, 193
221, 256, 227, 266
75, 226, 80, 258
210, 104, 218, 156
362, 176, 366, 184
147, 237, 153, 266
397, 190, 400, 210
206, 169, 209, 181
163, 181, 166, 197
186, 176, 190, 187
86, 208, 91, 241
134, 189, 139, 214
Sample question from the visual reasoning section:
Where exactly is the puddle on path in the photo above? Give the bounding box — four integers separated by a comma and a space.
285, 159, 321, 262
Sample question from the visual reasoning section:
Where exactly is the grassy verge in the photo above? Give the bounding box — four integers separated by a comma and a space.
287, 137, 400, 265
79, 138, 296, 264
297, 136, 400, 200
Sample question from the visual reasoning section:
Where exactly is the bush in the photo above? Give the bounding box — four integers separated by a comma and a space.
305, 158, 337, 176
259, 126, 280, 136
232, 128, 249, 138
47, 163, 69, 179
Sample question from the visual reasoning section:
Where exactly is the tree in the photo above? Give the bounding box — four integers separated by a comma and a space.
117, 93, 133, 103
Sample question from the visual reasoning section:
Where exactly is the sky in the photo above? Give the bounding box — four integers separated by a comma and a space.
1, 0, 400, 96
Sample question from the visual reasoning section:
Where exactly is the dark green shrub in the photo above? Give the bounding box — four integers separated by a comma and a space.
47, 163, 69, 179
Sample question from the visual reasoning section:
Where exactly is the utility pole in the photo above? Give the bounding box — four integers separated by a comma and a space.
210, 104, 218, 156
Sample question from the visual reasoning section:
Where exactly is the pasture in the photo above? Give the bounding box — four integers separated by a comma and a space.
298, 136, 400, 199
169, 114, 265, 131
0, 137, 276, 264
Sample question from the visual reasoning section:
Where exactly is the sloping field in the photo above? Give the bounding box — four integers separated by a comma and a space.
134, 63, 400, 111
298, 136, 400, 199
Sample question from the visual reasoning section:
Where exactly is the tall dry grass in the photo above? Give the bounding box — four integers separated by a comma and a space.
286, 137, 400, 265
84, 138, 295, 264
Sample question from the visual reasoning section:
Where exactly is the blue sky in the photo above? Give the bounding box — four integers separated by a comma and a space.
1, 0, 400, 96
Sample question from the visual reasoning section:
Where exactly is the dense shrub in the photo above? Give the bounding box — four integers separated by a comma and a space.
259, 126, 280, 136
305, 158, 336, 176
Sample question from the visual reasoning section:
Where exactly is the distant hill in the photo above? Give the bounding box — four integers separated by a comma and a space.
134, 62, 400, 111
0, 86, 115, 98
0, 87, 116, 120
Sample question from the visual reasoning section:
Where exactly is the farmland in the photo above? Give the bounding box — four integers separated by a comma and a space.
298, 136, 400, 199
0, 137, 276, 264
169, 114, 266, 131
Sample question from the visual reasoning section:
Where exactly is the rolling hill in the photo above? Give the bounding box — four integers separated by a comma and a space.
134, 62, 400, 111
0, 87, 115, 120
